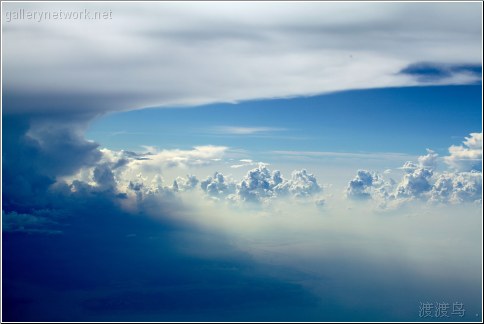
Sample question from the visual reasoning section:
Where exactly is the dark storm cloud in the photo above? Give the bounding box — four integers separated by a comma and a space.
2, 114, 101, 212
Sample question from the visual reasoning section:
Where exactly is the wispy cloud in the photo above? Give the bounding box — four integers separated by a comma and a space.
212, 126, 287, 135
271, 150, 416, 161
230, 159, 269, 169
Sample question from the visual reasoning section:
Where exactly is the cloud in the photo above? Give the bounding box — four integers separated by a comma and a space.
58, 135, 481, 209
92, 163, 117, 191
230, 159, 267, 169
235, 165, 319, 203
346, 170, 395, 202
346, 133, 482, 205
100, 161, 323, 205
174, 175, 200, 192
3, 2, 481, 115
237, 165, 280, 203
2, 210, 62, 234
417, 149, 439, 169
394, 167, 433, 199
430, 171, 482, 204
212, 126, 286, 135
346, 170, 377, 200
400, 149, 438, 174
281, 169, 321, 198
444, 132, 482, 171
201, 172, 237, 198
2, 115, 102, 212
127, 145, 228, 172
399, 62, 481, 83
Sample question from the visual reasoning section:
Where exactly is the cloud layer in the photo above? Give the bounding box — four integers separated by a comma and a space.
28, 132, 476, 214
3, 2, 481, 115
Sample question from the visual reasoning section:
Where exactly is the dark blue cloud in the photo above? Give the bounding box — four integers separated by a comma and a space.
2, 114, 101, 213
399, 62, 482, 83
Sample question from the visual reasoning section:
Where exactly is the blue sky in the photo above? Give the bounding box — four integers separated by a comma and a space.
87, 84, 482, 155
2, 2, 482, 322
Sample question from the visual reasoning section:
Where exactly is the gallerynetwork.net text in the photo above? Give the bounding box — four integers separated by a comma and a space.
4, 9, 113, 23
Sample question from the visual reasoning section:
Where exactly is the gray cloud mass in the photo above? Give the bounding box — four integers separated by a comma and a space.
3, 2, 482, 115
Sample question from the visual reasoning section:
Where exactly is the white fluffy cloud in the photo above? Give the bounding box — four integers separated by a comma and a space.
347, 167, 481, 206
346, 170, 375, 200
63, 133, 481, 209
346, 133, 482, 205
285, 169, 321, 198
174, 175, 200, 192
201, 172, 237, 198
76, 156, 324, 206
198, 165, 322, 204
430, 171, 482, 204
444, 133, 482, 171
346, 170, 395, 201
236, 165, 277, 202
236, 165, 321, 203
418, 149, 439, 170
394, 167, 433, 199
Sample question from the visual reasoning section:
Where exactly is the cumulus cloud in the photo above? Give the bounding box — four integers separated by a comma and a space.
444, 132, 482, 171
346, 170, 395, 201
77, 152, 324, 206
201, 172, 237, 198
92, 163, 117, 191
346, 170, 375, 200
346, 133, 482, 205
394, 167, 433, 199
226, 165, 321, 203
174, 175, 200, 192
90, 160, 324, 206
2, 115, 102, 212
284, 169, 321, 198
417, 149, 439, 169
430, 171, 482, 204
237, 165, 280, 203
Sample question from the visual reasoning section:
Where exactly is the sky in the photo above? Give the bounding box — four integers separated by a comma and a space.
2, 1, 483, 322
